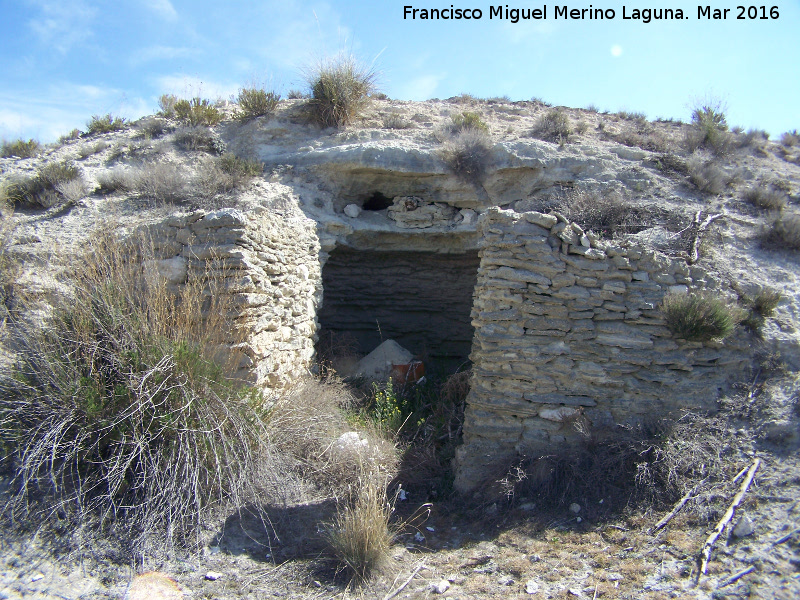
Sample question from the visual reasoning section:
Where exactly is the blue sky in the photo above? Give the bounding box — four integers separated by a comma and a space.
1, 1, 798, 142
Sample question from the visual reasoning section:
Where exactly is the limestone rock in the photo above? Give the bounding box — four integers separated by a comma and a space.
343, 203, 361, 218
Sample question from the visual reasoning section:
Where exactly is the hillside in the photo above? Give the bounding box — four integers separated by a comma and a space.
1, 94, 799, 599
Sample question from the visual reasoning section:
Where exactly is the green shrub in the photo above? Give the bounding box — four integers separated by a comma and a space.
87, 113, 127, 135
762, 213, 800, 250
450, 111, 488, 133
0, 234, 274, 556
237, 87, 280, 120
1, 138, 41, 158
438, 128, 493, 182
174, 97, 223, 127
306, 54, 377, 127
661, 292, 744, 342
532, 108, 571, 143
743, 184, 788, 211
287, 89, 307, 99
687, 103, 734, 156
382, 114, 412, 129
5, 161, 82, 208
58, 129, 82, 144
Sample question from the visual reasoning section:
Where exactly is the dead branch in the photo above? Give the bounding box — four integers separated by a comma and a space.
687, 211, 723, 265
773, 527, 800, 545
696, 459, 760, 580
717, 566, 755, 588
650, 479, 707, 534
382, 561, 426, 600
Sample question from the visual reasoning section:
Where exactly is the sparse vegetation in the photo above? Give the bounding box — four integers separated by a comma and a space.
1, 138, 41, 158
438, 128, 493, 182
781, 130, 799, 147
322, 474, 396, 582
135, 161, 187, 204
157, 93, 178, 118
0, 194, 18, 310
762, 213, 800, 250
136, 117, 170, 140
531, 108, 571, 143
201, 154, 263, 196
0, 233, 275, 555
86, 113, 127, 135
96, 167, 135, 194
4, 161, 82, 208
739, 288, 782, 332
173, 126, 226, 154
173, 97, 223, 127
77, 140, 108, 159
382, 114, 412, 129
685, 102, 734, 155
687, 157, 731, 195
58, 128, 82, 144
661, 292, 744, 342
557, 189, 640, 238
450, 111, 489, 134
743, 183, 788, 211
306, 53, 377, 128
237, 87, 280, 120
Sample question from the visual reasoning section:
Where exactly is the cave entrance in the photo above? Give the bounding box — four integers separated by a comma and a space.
317, 248, 480, 372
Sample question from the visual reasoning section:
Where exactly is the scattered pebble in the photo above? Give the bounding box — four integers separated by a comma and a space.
525, 579, 540, 594
204, 571, 223, 581
426, 526, 435, 532
30, 574, 43, 582
430, 579, 450, 594
733, 514, 755, 538
569, 503, 582, 514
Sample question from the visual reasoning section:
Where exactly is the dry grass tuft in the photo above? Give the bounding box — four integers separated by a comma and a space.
687, 158, 731, 195
0, 232, 272, 556
438, 129, 493, 183
743, 183, 788, 211
762, 213, 800, 250
135, 161, 187, 204
322, 474, 396, 582
237, 87, 280, 120
531, 108, 572, 143
1, 138, 41, 158
306, 53, 377, 128
4, 161, 82, 208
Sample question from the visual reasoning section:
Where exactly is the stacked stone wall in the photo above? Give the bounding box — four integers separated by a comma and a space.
454, 208, 750, 491
148, 208, 321, 391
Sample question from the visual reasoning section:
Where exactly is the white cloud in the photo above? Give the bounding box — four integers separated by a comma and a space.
143, 0, 178, 21
26, 0, 96, 53
130, 45, 195, 66
155, 74, 239, 101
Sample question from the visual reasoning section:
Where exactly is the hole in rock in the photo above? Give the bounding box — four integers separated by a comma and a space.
317, 248, 480, 373
362, 191, 393, 211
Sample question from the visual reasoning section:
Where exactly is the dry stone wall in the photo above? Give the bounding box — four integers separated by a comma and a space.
453, 208, 750, 492
148, 207, 321, 391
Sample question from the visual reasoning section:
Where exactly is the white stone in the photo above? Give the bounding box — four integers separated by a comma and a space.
430, 580, 450, 594
569, 503, 581, 514
732, 514, 755, 538
205, 571, 224, 581
353, 339, 414, 381
459, 208, 477, 225
343, 203, 361, 218
539, 407, 579, 422
525, 579, 541, 594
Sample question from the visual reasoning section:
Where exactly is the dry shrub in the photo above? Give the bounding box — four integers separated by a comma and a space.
491, 413, 745, 523
86, 114, 127, 135
686, 102, 735, 156
1, 138, 40, 158
0, 232, 274, 557
439, 128, 493, 182
267, 377, 397, 493
173, 98, 222, 127
200, 154, 262, 197
135, 161, 187, 204
77, 140, 108, 159
4, 161, 82, 208
322, 473, 396, 582
382, 114, 413, 130
0, 198, 19, 311
532, 108, 571, 143
173, 126, 226, 154
449, 111, 488, 134
557, 189, 644, 238
687, 157, 731, 195
655, 153, 689, 176
781, 130, 799, 147
762, 213, 800, 250
97, 167, 136, 194
739, 287, 782, 332
306, 53, 377, 128
743, 184, 788, 211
